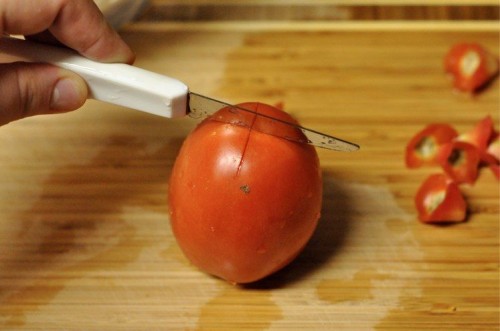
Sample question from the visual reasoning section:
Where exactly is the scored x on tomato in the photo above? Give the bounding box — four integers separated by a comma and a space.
188, 93, 360, 152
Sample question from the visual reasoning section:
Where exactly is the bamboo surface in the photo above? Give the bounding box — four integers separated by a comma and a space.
0, 21, 498, 330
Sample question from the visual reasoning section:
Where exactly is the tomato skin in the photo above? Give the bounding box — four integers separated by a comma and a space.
168, 102, 322, 284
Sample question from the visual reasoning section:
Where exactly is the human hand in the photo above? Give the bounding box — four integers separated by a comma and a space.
0, 0, 135, 126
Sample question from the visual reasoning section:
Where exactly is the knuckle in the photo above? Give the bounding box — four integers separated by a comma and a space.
13, 64, 37, 118
0, 63, 49, 124
0, 64, 25, 124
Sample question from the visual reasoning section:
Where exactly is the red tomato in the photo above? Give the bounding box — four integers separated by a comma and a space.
415, 173, 466, 223
168, 102, 322, 284
405, 124, 458, 168
444, 43, 499, 92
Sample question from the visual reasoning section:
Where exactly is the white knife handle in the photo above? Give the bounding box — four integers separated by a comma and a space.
0, 37, 188, 118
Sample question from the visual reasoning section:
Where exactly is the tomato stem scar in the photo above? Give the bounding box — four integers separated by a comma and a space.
240, 184, 251, 194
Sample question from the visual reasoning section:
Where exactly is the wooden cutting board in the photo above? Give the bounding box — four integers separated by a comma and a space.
0, 22, 498, 330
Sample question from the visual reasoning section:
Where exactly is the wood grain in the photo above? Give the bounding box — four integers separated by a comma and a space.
0, 22, 498, 330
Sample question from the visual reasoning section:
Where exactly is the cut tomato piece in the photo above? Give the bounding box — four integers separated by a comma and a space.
439, 141, 480, 184
457, 115, 494, 154
458, 117, 499, 181
444, 43, 499, 92
415, 173, 467, 223
405, 124, 458, 168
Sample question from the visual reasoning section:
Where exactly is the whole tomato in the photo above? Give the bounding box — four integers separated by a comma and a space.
168, 102, 322, 284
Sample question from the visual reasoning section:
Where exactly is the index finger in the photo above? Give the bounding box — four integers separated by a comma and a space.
0, 0, 135, 64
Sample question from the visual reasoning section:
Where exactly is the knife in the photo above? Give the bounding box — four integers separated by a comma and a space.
0, 37, 359, 152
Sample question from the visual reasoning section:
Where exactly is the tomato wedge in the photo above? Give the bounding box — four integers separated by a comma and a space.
415, 173, 467, 223
457, 115, 494, 154
405, 124, 458, 168
444, 43, 499, 92
456, 116, 499, 182
439, 141, 480, 185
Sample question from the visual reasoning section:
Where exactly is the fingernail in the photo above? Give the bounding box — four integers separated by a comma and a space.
50, 77, 86, 111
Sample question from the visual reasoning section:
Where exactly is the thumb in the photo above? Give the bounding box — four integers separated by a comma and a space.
0, 62, 88, 126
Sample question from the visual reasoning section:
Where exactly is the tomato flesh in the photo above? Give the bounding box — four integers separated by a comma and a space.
168, 102, 322, 284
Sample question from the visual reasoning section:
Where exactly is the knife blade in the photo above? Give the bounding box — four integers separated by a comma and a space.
188, 92, 359, 151
0, 37, 359, 152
